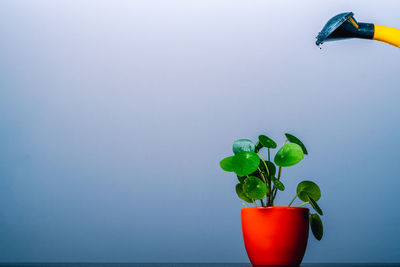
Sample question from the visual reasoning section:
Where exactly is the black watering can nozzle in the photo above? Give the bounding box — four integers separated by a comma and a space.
316, 12, 374, 47
316, 12, 400, 48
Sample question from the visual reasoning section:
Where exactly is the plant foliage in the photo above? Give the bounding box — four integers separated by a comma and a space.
219, 133, 324, 241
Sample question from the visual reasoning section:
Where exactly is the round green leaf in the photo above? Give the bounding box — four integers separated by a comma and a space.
235, 183, 253, 203
258, 161, 274, 182
258, 135, 277, 149
265, 161, 276, 177
233, 139, 255, 154
232, 151, 260, 176
274, 143, 304, 167
272, 177, 285, 191
258, 161, 267, 178
219, 156, 235, 172
285, 133, 308, 155
297, 181, 321, 202
310, 213, 323, 240
255, 141, 262, 153
308, 196, 323, 215
243, 176, 267, 200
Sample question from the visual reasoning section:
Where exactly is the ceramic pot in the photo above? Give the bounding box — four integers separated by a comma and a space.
241, 207, 309, 266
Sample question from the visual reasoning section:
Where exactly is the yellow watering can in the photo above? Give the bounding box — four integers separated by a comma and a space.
316, 12, 400, 48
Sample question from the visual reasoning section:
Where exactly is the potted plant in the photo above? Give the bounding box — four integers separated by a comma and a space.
220, 133, 323, 266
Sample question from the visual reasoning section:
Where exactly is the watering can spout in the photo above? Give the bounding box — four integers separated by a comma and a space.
316, 12, 400, 48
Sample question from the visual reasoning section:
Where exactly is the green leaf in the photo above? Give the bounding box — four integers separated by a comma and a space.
285, 133, 308, 155
219, 156, 235, 172
255, 141, 262, 153
237, 175, 246, 184
258, 161, 274, 181
297, 181, 321, 202
233, 139, 255, 154
235, 183, 253, 203
265, 161, 276, 177
272, 177, 285, 191
274, 143, 304, 167
243, 176, 267, 200
232, 151, 260, 176
258, 135, 277, 149
308, 196, 323, 215
310, 213, 323, 240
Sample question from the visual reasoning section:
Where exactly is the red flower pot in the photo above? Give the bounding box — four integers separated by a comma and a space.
241, 207, 309, 266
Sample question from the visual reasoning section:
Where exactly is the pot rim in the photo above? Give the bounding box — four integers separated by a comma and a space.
241, 206, 309, 211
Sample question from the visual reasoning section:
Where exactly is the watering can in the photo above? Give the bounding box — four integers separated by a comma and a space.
316, 12, 400, 48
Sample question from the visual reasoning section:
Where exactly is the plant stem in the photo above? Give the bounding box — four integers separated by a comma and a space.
271, 166, 282, 204
277, 166, 282, 180
253, 200, 257, 207
288, 194, 297, 207
257, 153, 270, 205
257, 153, 270, 177
268, 148, 270, 161
267, 195, 272, 206
257, 167, 267, 184
299, 201, 309, 207
260, 199, 265, 207
270, 140, 287, 205
257, 153, 271, 206
272, 187, 278, 205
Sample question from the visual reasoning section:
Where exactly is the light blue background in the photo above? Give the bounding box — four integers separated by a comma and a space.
1, 0, 399, 263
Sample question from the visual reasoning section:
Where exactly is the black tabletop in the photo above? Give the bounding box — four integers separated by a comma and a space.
0, 264, 399, 267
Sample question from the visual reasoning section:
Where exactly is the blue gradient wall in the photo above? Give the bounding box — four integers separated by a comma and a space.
1, 0, 399, 263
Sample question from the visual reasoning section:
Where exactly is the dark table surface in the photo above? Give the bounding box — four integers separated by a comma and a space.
0, 264, 399, 267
